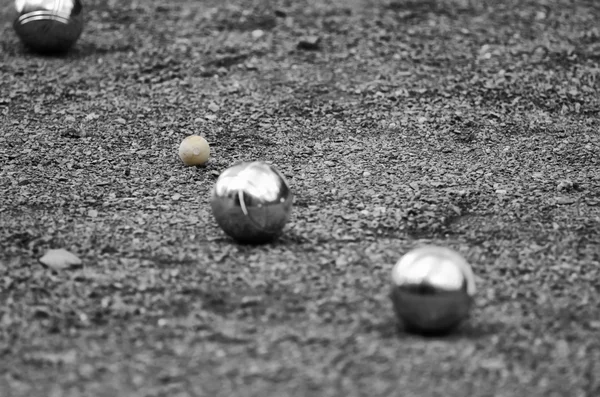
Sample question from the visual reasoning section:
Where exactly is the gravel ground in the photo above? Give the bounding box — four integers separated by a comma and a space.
1, 0, 600, 396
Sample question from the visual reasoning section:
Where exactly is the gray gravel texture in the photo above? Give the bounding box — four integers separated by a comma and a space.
1, 0, 600, 396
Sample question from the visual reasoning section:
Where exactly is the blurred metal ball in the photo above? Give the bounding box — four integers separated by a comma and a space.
210, 161, 293, 244
13, 0, 84, 54
390, 246, 476, 335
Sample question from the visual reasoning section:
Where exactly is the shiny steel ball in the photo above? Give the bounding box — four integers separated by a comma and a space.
13, 0, 84, 54
390, 246, 476, 335
210, 161, 293, 244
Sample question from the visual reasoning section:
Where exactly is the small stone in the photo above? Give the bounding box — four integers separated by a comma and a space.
79, 363, 95, 378
557, 180, 573, 192
245, 58, 259, 70
61, 128, 81, 138
208, 102, 220, 113
39, 249, 82, 270
240, 296, 263, 307
555, 196, 576, 205
530, 46, 548, 62
535, 10, 547, 20
251, 29, 264, 39
297, 36, 321, 50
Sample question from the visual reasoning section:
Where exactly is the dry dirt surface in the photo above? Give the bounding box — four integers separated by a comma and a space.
1, 0, 600, 396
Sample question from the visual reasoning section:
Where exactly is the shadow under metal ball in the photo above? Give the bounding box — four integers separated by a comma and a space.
210, 161, 293, 244
13, 0, 84, 54
390, 246, 476, 335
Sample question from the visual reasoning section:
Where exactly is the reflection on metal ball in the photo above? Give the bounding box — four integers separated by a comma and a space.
210, 161, 293, 244
13, 0, 84, 54
390, 246, 476, 335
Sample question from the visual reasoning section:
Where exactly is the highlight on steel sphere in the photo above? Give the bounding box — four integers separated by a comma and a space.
210, 161, 293, 245
390, 246, 476, 335
13, 0, 84, 54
